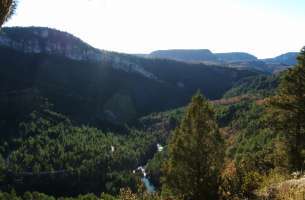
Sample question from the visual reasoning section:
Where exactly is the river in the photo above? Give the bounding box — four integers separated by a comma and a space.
135, 143, 164, 193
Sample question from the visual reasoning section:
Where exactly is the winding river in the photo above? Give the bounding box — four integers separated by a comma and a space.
135, 143, 164, 193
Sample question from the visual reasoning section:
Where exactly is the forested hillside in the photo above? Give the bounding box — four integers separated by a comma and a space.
0, 27, 258, 134
223, 74, 280, 98
0, 26, 304, 200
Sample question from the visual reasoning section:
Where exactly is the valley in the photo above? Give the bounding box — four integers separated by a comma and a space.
0, 26, 304, 200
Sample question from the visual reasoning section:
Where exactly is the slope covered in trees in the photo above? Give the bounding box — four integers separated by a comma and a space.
0, 106, 161, 197
223, 74, 280, 98
0, 28, 259, 134
141, 48, 305, 200
266, 48, 305, 170
0, 25, 304, 199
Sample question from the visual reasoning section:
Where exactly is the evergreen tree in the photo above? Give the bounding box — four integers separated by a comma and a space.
0, 0, 17, 27
267, 47, 305, 170
162, 92, 224, 200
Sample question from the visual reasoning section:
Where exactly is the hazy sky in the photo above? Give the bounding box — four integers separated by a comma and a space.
5, 0, 305, 58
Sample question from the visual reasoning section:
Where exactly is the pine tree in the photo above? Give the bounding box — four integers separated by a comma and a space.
162, 92, 224, 200
267, 47, 305, 170
0, 0, 17, 27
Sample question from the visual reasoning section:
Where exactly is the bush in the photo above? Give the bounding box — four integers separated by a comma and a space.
220, 161, 263, 199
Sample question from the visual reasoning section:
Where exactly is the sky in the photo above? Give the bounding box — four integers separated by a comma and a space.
5, 0, 305, 58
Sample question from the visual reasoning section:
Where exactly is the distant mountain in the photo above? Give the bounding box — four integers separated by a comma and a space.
147, 49, 298, 73
0, 27, 103, 61
150, 49, 218, 62
226, 60, 272, 73
263, 52, 298, 66
0, 27, 258, 128
215, 52, 257, 62
149, 50, 260, 63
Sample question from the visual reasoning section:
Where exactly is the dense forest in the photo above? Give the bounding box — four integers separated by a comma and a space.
0, 25, 304, 200
0, 2, 305, 200
0, 48, 303, 200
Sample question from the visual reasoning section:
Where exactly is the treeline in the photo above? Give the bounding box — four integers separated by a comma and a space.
223, 74, 280, 98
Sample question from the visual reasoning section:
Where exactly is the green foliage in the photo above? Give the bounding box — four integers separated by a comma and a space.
0, 155, 5, 182
103, 93, 137, 124
0, 191, 111, 200
223, 74, 279, 98
137, 107, 184, 140
221, 160, 265, 199
215, 101, 252, 127
216, 53, 305, 198
267, 47, 305, 170
100, 193, 117, 200
118, 187, 162, 200
241, 171, 263, 196
162, 93, 224, 200
219, 102, 290, 186
145, 151, 165, 189
0, 109, 159, 196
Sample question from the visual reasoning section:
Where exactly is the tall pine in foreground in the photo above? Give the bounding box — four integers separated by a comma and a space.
162, 92, 224, 200
267, 47, 305, 170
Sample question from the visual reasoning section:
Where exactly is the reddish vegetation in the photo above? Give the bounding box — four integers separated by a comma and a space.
211, 95, 268, 106
211, 95, 257, 105
256, 98, 268, 105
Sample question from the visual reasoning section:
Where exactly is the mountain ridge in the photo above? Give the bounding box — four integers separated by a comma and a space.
138, 49, 298, 73
0, 26, 158, 79
0, 27, 259, 127
1, 27, 298, 74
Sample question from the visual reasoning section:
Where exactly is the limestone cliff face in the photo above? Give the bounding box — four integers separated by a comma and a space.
0, 27, 103, 61
0, 27, 156, 79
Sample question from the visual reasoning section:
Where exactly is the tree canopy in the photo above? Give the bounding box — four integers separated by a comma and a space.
267, 47, 305, 170
162, 92, 224, 200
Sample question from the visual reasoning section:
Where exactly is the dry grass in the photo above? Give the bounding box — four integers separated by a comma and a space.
262, 177, 305, 200
276, 178, 305, 200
